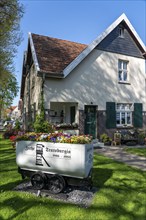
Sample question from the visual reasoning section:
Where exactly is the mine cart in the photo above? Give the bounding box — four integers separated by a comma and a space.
16, 141, 93, 194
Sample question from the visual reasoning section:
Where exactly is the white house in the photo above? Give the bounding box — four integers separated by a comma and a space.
20, 14, 146, 138
6, 106, 21, 121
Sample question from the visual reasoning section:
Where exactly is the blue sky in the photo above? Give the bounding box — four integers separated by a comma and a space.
13, 0, 146, 105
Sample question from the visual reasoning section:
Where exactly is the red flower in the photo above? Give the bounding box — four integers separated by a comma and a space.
9, 136, 17, 141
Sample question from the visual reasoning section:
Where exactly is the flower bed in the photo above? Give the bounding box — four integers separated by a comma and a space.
14, 132, 93, 145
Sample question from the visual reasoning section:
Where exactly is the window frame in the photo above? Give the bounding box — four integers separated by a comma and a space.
116, 103, 133, 127
118, 59, 129, 83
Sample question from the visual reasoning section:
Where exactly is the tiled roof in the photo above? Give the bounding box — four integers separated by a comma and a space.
31, 33, 87, 75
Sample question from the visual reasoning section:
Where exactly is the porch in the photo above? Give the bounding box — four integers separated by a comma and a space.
45, 102, 79, 132
45, 103, 98, 138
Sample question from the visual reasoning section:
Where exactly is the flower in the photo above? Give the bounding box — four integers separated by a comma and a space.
15, 132, 92, 144
9, 135, 17, 148
10, 135, 17, 142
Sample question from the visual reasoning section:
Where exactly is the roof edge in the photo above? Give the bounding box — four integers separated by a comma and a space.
63, 13, 146, 78
29, 32, 40, 72
38, 71, 64, 78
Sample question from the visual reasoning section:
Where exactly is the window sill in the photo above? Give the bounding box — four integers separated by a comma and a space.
118, 81, 131, 85
116, 125, 133, 128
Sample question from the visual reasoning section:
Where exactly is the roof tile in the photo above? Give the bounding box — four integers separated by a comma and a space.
31, 33, 87, 75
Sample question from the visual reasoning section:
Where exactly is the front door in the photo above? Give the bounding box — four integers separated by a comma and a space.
84, 105, 97, 138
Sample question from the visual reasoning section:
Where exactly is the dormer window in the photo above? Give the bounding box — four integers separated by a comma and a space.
119, 27, 124, 38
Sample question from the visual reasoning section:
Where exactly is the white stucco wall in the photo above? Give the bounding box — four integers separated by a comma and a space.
44, 49, 146, 111
11, 106, 21, 120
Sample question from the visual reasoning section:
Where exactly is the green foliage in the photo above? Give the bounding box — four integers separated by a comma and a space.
0, 73, 19, 119
0, 0, 23, 119
33, 113, 54, 133
100, 133, 112, 143
14, 119, 21, 130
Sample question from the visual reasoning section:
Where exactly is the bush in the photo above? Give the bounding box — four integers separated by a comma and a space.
138, 131, 145, 145
33, 113, 54, 133
14, 119, 21, 130
3, 130, 17, 139
100, 133, 112, 144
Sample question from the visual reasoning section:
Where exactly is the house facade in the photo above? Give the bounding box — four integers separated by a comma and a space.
20, 14, 146, 138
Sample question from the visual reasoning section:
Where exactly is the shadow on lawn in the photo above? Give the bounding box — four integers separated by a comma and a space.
1, 169, 145, 220
0, 195, 77, 220
1, 177, 145, 220
0, 179, 23, 192
92, 167, 113, 188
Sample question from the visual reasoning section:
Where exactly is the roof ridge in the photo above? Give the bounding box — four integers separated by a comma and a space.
31, 32, 87, 46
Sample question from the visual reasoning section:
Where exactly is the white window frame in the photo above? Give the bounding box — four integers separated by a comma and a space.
116, 103, 133, 127
118, 60, 129, 83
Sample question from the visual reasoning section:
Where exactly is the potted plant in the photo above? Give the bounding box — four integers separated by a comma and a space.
100, 133, 112, 146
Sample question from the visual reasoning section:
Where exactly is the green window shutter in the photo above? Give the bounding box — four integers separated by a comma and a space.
134, 103, 143, 128
106, 102, 116, 128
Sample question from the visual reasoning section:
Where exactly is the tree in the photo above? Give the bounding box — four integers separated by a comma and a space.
0, 0, 24, 119
0, 73, 19, 119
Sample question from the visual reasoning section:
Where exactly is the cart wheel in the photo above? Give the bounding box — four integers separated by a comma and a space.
31, 172, 46, 190
49, 175, 66, 194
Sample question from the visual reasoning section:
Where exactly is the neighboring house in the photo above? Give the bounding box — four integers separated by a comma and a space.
20, 14, 146, 138
5, 106, 17, 119
11, 106, 21, 121
6, 106, 21, 121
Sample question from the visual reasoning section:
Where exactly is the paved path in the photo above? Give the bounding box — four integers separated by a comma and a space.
94, 146, 146, 171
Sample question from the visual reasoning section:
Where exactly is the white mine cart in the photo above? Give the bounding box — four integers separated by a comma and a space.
16, 141, 93, 194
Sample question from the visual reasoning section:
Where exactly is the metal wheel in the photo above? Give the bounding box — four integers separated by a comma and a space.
31, 172, 46, 190
49, 175, 66, 194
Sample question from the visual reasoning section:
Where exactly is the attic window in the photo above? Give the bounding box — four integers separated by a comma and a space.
119, 28, 124, 38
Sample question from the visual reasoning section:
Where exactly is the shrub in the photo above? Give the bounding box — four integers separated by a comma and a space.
3, 130, 17, 139
100, 133, 112, 144
14, 119, 21, 130
33, 113, 54, 133
138, 131, 145, 145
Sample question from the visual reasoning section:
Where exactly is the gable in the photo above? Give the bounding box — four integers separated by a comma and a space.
96, 22, 144, 58
63, 14, 145, 78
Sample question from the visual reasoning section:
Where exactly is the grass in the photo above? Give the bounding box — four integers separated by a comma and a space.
0, 135, 146, 220
124, 147, 146, 157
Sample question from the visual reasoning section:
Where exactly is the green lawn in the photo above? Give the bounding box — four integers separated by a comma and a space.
0, 135, 146, 220
124, 147, 146, 157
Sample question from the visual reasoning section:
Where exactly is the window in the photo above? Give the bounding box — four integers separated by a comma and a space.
119, 28, 124, 38
118, 60, 128, 82
116, 103, 133, 126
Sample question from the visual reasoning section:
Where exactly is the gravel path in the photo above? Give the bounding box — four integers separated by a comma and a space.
14, 181, 97, 208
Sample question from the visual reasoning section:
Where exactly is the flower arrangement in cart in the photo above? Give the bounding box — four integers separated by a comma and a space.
8, 113, 92, 147
10, 132, 93, 147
